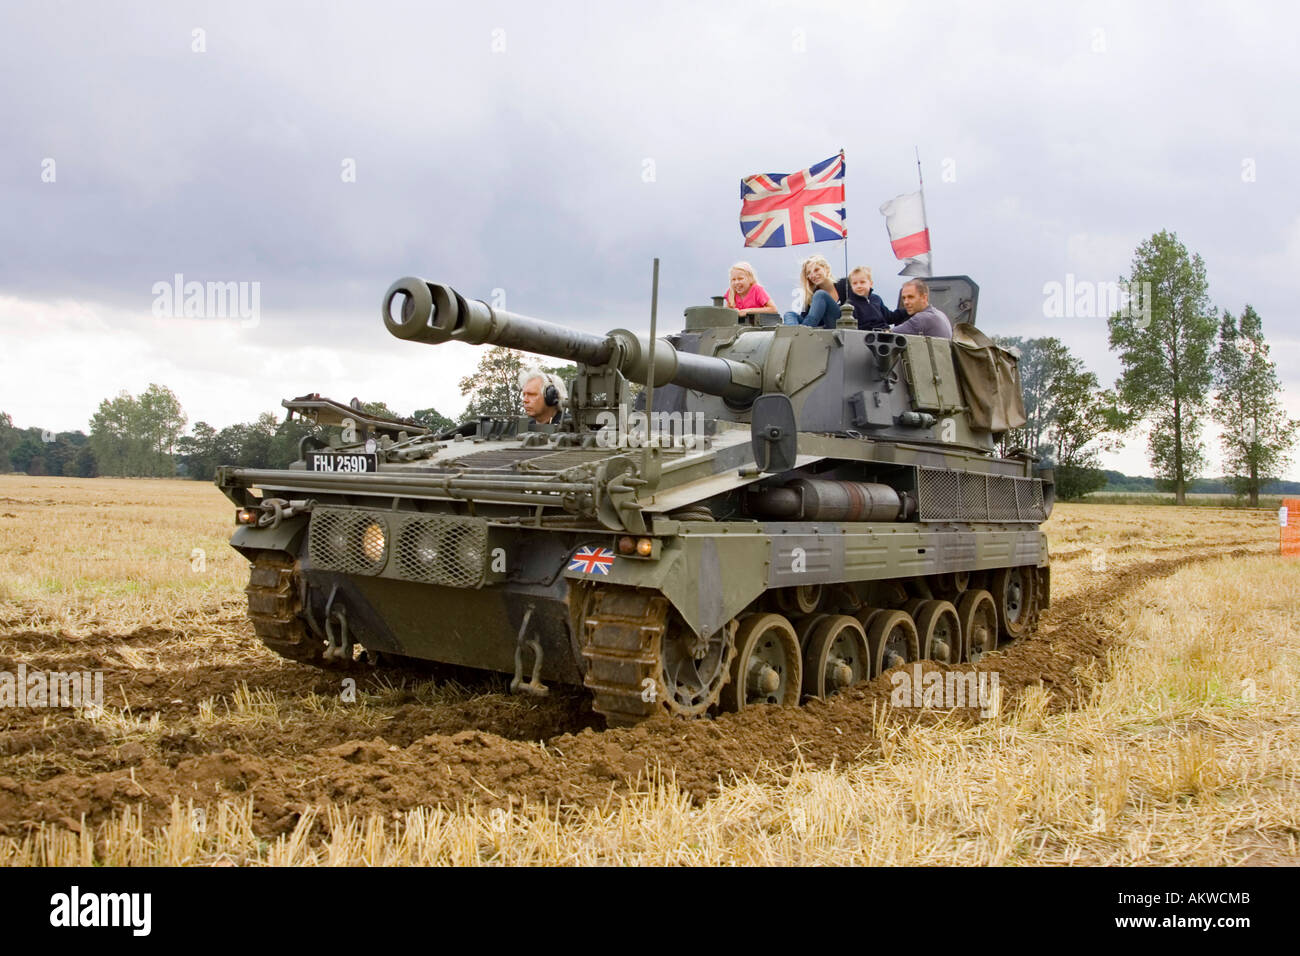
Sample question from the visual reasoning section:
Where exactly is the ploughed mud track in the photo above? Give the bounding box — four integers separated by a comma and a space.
0, 532, 1273, 839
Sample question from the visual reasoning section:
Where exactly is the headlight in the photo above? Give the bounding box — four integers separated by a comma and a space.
360, 521, 386, 565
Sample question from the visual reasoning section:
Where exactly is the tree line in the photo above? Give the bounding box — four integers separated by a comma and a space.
3, 231, 1294, 501
1005, 229, 1295, 505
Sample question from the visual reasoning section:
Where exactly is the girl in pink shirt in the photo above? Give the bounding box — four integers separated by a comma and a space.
723, 262, 778, 314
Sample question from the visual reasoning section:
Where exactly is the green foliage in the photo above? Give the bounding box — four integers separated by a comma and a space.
1054, 464, 1107, 500
2, 421, 96, 477
1212, 305, 1297, 506
993, 336, 1125, 487
87, 384, 187, 477
539, 363, 578, 389
458, 347, 525, 422
0, 412, 17, 473
1107, 230, 1217, 503
411, 407, 456, 433
994, 336, 1068, 459
177, 413, 321, 479
358, 400, 400, 420
9, 436, 44, 474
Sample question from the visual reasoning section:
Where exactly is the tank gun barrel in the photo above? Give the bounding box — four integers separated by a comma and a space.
383, 277, 762, 403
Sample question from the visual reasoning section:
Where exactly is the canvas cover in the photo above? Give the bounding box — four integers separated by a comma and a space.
950, 323, 1027, 433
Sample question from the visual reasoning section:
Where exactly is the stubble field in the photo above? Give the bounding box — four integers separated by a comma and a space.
0, 474, 1296, 865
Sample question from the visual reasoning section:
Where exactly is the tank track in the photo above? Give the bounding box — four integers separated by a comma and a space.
580, 586, 671, 727
244, 553, 351, 669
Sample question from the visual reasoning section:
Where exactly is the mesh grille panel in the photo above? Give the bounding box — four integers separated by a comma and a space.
309, 509, 488, 587
392, 514, 488, 588
988, 475, 1020, 520
919, 469, 961, 521
960, 472, 987, 518
308, 509, 389, 575
918, 468, 1046, 523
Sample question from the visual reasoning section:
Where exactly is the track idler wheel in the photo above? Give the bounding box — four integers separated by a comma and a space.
720, 613, 801, 711
913, 599, 961, 664
956, 589, 999, 662
801, 615, 869, 700
864, 610, 919, 676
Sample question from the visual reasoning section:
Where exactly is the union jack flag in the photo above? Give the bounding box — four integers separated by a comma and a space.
568, 545, 615, 575
740, 152, 846, 248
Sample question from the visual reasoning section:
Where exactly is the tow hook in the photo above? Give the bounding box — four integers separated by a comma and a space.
510, 605, 549, 697
322, 585, 353, 662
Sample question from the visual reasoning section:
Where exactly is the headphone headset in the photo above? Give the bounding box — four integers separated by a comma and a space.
543, 381, 560, 408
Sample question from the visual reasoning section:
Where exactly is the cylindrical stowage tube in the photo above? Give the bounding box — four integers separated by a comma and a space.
750, 479, 912, 522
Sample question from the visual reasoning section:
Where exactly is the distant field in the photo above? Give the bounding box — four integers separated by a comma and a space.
0, 475, 1296, 866
1086, 491, 1289, 509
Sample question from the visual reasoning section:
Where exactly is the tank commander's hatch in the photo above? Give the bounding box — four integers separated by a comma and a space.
894, 275, 979, 327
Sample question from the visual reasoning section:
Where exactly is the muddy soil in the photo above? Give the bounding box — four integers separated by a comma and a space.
0, 531, 1275, 839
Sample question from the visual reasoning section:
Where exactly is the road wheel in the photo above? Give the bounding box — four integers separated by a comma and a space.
793, 613, 832, 650
913, 599, 961, 664
957, 590, 998, 662
990, 566, 1035, 640
719, 613, 802, 711
802, 615, 869, 700
865, 610, 919, 676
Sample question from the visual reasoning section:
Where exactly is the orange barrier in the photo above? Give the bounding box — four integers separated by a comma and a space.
1282, 498, 1300, 556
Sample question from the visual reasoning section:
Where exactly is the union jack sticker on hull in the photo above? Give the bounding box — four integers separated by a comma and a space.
569, 546, 615, 575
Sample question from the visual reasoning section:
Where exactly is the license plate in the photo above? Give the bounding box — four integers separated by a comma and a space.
308, 452, 377, 473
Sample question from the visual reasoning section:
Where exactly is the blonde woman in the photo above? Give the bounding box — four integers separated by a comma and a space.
782, 255, 841, 328
723, 262, 778, 315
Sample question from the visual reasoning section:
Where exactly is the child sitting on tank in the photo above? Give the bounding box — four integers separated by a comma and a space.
836, 266, 892, 331
783, 255, 842, 329
723, 261, 778, 318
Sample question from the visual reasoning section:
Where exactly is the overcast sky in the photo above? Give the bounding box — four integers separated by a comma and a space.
2, 0, 1297, 479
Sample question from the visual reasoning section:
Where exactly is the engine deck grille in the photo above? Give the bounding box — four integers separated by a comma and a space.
917, 467, 1045, 523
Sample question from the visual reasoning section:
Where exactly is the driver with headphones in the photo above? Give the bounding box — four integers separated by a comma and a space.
518, 368, 567, 425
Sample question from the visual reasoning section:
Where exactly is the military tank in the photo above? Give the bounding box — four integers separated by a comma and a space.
215, 272, 1051, 726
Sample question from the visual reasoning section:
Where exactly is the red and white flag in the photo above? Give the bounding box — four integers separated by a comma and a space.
879, 191, 932, 276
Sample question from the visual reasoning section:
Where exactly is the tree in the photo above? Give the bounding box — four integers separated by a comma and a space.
269, 417, 321, 467
0, 412, 17, 473
138, 384, 187, 476
1108, 230, 1217, 504
358, 400, 402, 420
88, 385, 187, 477
412, 407, 456, 433
89, 392, 146, 477
176, 421, 220, 480
1213, 306, 1297, 506
458, 347, 525, 421
993, 337, 1125, 499
9, 435, 44, 474
1049, 364, 1125, 499
993, 336, 1074, 461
